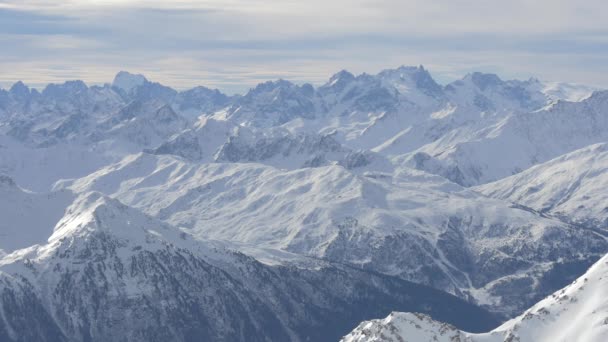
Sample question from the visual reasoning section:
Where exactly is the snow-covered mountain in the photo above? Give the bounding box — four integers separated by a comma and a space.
476, 143, 608, 231
0, 66, 606, 341
112, 71, 148, 92
0, 72, 233, 191
246, 68, 603, 187
57, 152, 607, 315
404, 90, 608, 186
112, 71, 233, 121
151, 117, 392, 172
282, 68, 594, 151
0, 187, 498, 342
539, 81, 598, 102
341, 252, 608, 342
0, 67, 600, 191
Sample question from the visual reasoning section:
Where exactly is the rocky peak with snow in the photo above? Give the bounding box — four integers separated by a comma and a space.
225, 79, 317, 126
468, 71, 504, 90
112, 71, 148, 92
378, 65, 444, 98
326, 70, 356, 89
8, 81, 32, 100
42, 80, 88, 98
173, 86, 233, 120
445, 71, 548, 111
317, 66, 446, 115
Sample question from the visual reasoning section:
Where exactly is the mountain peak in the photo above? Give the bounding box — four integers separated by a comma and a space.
48, 191, 180, 251
40, 80, 89, 99
328, 69, 356, 85
379, 65, 426, 76
379, 65, 444, 97
112, 71, 148, 92
9, 81, 30, 98
395, 65, 424, 72
244, 79, 296, 96
51, 192, 131, 238
468, 72, 504, 90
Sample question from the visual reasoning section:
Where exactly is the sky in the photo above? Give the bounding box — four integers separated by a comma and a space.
1, 0, 607, 94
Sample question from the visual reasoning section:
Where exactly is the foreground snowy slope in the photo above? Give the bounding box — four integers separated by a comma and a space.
476, 143, 608, 231
0, 190, 498, 342
59, 152, 608, 315
341, 253, 608, 342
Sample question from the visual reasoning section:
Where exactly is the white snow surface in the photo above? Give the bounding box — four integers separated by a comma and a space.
54, 152, 608, 311
0, 190, 234, 276
476, 143, 608, 229
541, 82, 598, 102
342, 253, 608, 342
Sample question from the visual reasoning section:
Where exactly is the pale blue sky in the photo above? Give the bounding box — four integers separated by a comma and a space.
1, 0, 607, 93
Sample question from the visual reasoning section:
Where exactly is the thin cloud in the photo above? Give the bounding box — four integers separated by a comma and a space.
0, 1, 607, 93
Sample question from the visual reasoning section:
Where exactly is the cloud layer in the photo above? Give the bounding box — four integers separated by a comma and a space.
1, 0, 607, 93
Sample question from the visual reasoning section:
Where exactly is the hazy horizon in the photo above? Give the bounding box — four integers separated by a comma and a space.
0, 65, 602, 97
1, 0, 607, 93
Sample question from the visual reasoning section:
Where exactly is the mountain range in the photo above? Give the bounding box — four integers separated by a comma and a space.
0, 66, 606, 341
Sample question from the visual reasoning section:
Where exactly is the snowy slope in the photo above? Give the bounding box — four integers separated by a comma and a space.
266, 68, 603, 188
0, 74, 232, 190
282, 66, 449, 151
540, 82, 598, 102
341, 253, 608, 342
0, 190, 499, 342
152, 117, 393, 172
0, 68, 601, 191
476, 143, 608, 230
282, 69, 592, 154
0, 135, 113, 192
58, 152, 608, 315
404, 90, 608, 185
224, 79, 317, 127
